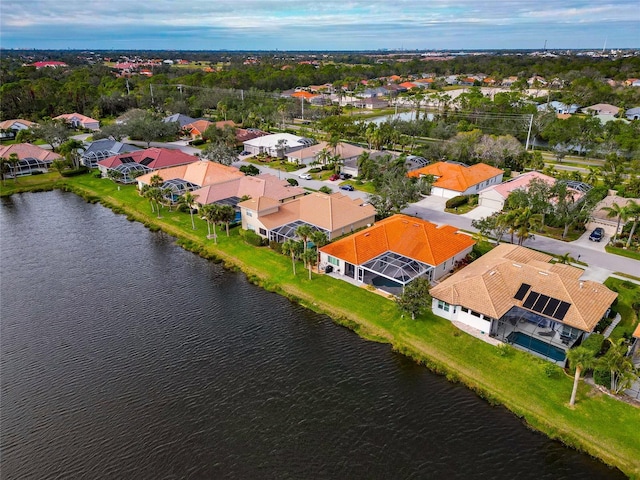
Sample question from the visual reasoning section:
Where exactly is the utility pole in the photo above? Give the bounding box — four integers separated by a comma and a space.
525, 114, 533, 151
301, 97, 305, 122
150, 84, 154, 105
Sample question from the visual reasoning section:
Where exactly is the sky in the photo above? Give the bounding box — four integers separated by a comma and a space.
1, 0, 638, 51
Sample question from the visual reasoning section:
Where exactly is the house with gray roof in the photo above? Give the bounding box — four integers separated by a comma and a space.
625, 107, 640, 121
81, 139, 142, 168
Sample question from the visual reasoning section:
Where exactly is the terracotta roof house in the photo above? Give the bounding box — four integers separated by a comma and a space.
285, 141, 369, 166
235, 128, 268, 145
98, 147, 198, 183
408, 161, 504, 198
242, 133, 315, 157
81, 139, 141, 168
182, 119, 213, 140
582, 103, 620, 116
192, 173, 306, 208
588, 194, 639, 236
0, 143, 61, 176
136, 160, 244, 196
0, 119, 38, 139
430, 244, 617, 364
291, 91, 320, 101
319, 214, 475, 294
478, 171, 556, 211
31, 61, 67, 68
239, 192, 376, 243
53, 113, 100, 130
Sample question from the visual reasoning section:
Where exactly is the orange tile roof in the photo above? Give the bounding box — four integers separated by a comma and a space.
136, 160, 243, 186
430, 244, 618, 332
0, 143, 61, 162
408, 161, 503, 192
291, 91, 319, 99
320, 214, 475, 267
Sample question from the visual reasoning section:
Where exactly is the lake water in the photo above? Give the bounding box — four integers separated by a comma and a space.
0, 191, 624, 479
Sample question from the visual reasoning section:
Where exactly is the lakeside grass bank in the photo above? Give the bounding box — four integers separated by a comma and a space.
2, 174, 639, 478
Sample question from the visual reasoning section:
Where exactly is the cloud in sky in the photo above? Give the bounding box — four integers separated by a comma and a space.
1, 0, 638, 50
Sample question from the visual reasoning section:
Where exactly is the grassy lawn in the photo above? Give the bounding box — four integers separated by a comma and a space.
5, 174, 640, 478
604, 278, 640, 341
606, 245, 640, 261
247, 157, 302, 173
445, 203, 476, 215
540, 225, 584, 242
344, 180, 376, 194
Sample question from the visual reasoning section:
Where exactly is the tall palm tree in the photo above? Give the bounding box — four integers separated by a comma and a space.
624, 200, 640, 248
602, 202, 627, 243
295, 224, 314, 257
566, 346, 596, 407
202, 204, 222, 243
281, 239, 301, 275
0, 156, 9, 185
178, 191, 198, 230
218, 205, 236, 236
7, 153, 20, 183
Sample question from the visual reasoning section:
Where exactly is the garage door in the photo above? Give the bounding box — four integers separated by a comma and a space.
479, 195, 503, 211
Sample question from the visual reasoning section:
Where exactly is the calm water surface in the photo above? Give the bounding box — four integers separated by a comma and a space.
0, 191, 624, 479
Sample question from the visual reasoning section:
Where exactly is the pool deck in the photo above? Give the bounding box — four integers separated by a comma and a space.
452, 321, 503, 346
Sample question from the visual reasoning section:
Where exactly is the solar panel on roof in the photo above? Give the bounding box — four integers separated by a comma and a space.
542, 298, 561, 317
514, 283, 531, 301
532, 294, 550, 313
120, 156, 134, 163
140, 157, 154, 166
553, 301, 571, 321
522, 292, 539, 309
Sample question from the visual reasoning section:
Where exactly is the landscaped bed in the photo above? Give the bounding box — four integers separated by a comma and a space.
2, 173, 640, 478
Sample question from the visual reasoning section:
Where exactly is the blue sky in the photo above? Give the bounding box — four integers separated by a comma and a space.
1, 0, 638, 50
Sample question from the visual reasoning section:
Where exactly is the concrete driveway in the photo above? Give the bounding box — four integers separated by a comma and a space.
571, 229, 609, 252
413, 195, 448, 211
462, 205, 499, 221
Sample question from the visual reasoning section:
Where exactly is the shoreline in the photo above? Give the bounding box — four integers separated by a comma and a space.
3, 176, 639, 479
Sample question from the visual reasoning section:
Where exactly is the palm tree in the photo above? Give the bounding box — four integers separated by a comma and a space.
295, 224, 314, 257
514, 207, 544, 246
303, 249, 317, 280
599, 338, 636, 394
178, 191, 198, 230
624, 200, 640, 248
556, 252, 572, 265
602, 202, 627, 243
566, 346, 596, 407
585, 166, 600, 186
202, 204, 222, 243
281, 239, 301, 275
7, 153, 20, 183
0, 157, 9, 185
59, 139, 85, 169
218, 205, 236, 236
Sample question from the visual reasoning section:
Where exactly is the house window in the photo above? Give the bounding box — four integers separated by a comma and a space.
471, 310, 481, 318
461, 307, 469, 313
328, 256, 339, 266
247, 224, 255, 231
259, 228, 266, 236
437, 300, 450, 312
246, 211, 253, 217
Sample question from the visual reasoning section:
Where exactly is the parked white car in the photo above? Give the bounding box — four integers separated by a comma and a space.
298, 173, 312, 180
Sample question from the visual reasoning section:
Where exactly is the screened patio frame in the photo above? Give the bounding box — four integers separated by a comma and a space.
269, 220, 329, 243
360, 250, 434, 287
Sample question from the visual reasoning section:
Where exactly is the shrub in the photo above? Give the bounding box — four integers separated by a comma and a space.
60, 167, 89, 177
31, 170, 44, 175
543, 362, 560, 378
93, 171, 102, 178
496, 343, 515, 357
287, 178, 299, 186
593, 366, 611, 387
319, 186, 332, 194
191, 138, 206, 146
240, 164, 260, 176
581, 333, 605, 355
309, 167, 322, 173
445, 195, 469, 209
242, 230, 265, 246
269, 240, 283, 254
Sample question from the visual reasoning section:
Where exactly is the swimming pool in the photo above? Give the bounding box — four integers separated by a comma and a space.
507, 332, 567, 362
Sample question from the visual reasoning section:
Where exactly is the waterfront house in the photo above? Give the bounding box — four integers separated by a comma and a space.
430, 244, 617, 364
81, 139, 141, 168
319, 214, 475, 294
239, 192, 375, 242
136, 160, 244, 197
53, 113, 100, 130
98, 147, 198, 183
0, 143, 61, 177
408, 161, 503, 199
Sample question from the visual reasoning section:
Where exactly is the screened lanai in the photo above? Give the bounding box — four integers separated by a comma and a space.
269, 220, 329, 243
17, 157, 52, 176
359, 250, 433, 295
113, 162, 150, 183
162, 178, 198, 201
82, 149, 114, 168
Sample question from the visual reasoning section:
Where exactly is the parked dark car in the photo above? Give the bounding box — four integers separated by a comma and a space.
340, 173, 352, 180
339, 184, 355, 191
588, 227, 604, 242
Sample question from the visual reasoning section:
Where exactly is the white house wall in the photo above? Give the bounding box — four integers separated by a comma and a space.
431, 298, 492, 333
